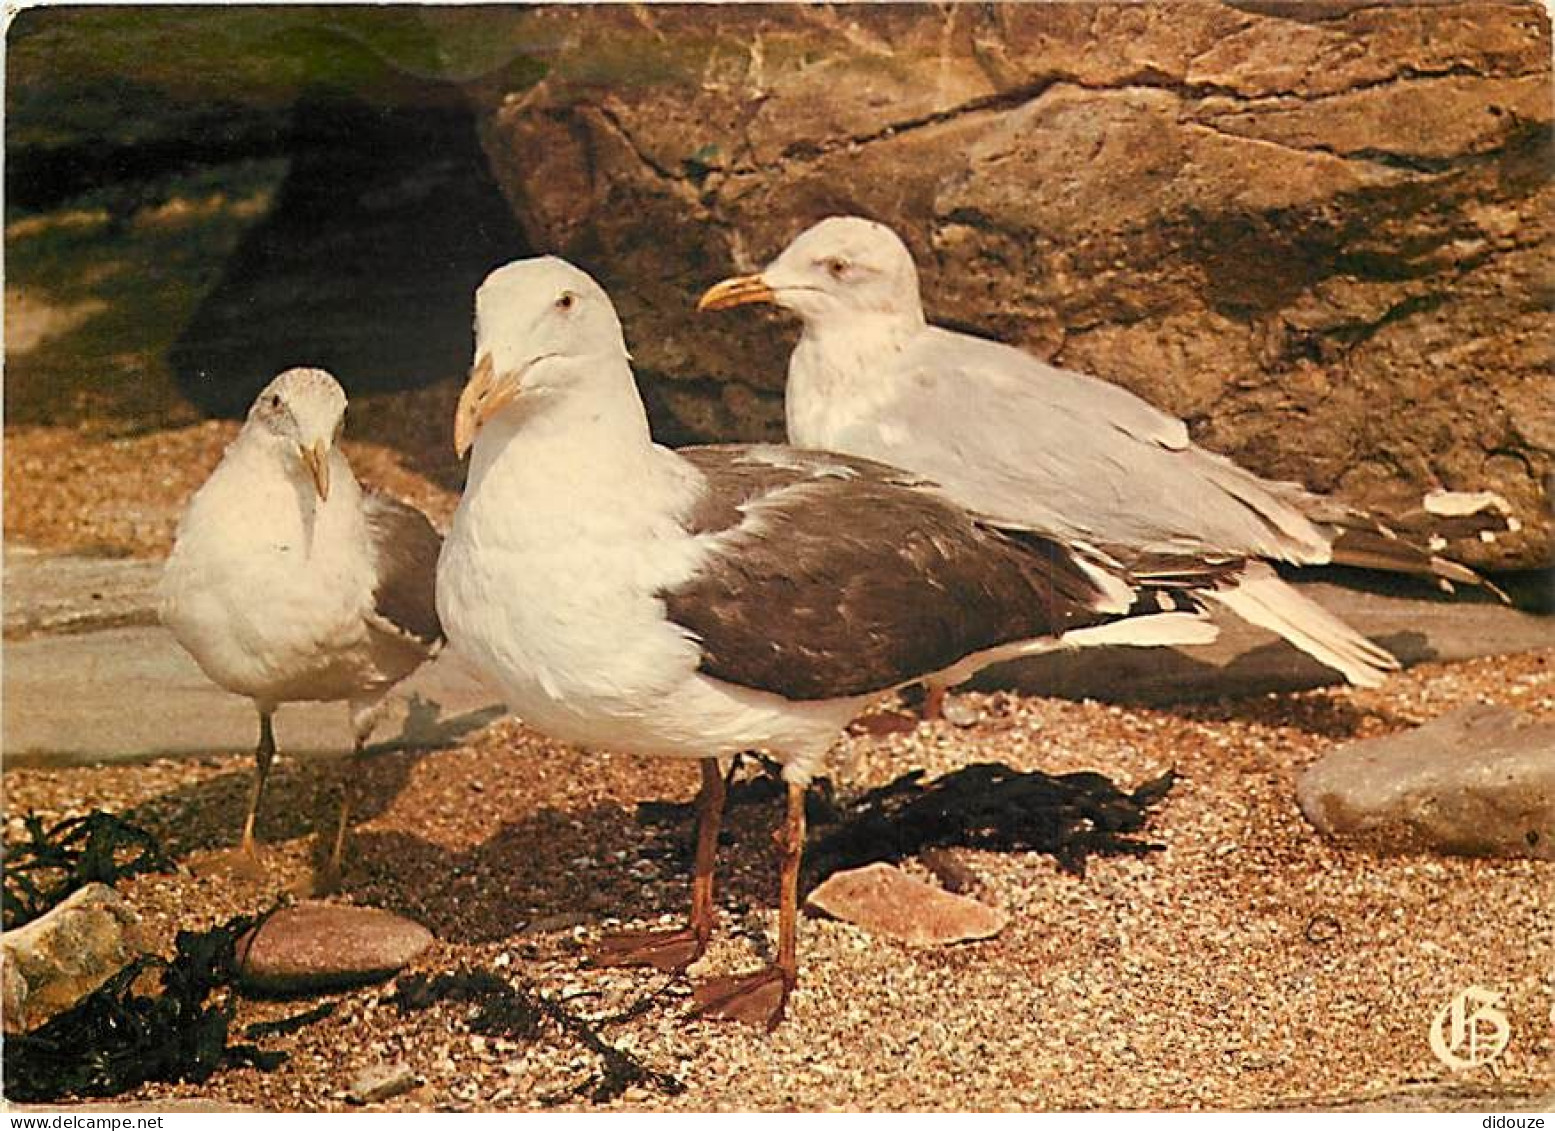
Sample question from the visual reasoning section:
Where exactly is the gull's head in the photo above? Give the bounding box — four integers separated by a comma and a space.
698, 216, 922, 326
455, 257, 628, 457
247, 367, 346, 500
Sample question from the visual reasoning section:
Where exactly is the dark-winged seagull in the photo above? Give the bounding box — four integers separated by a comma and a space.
438, 257, 1225, 1029
160, 367, 443, 885
700, 216, 1512, 704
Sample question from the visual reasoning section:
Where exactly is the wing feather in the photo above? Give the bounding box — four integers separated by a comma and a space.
816, 328, 1334, 564
663, 445, 1124, 701
362, 492, 444, 650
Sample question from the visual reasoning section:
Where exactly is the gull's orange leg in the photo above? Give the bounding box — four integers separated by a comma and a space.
591, 757, 727, 972
693, 779, 805, 1030
227, 709, 278, 881
920, 683, 947, 721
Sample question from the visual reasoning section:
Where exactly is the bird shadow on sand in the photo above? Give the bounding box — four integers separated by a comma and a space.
314, 759, 1172, 948
121, 750, 425, 859
337, 794, 792, 947
120, 701, 504, 859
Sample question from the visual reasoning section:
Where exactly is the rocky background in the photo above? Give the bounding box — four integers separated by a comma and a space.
6, 2, 1552, 570
5, 11, 1553, 1111
475, 1, 1553, 570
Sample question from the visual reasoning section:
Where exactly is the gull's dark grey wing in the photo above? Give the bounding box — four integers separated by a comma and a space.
363, 491, 444, 650
661, 444, 1127, 701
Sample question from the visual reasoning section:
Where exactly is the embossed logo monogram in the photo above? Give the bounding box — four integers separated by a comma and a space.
1430, 985, 1511, 1071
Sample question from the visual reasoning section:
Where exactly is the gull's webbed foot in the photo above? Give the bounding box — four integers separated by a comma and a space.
198, 841, 270, 885
692, 966, 794, 1031
590, 927, 706, 974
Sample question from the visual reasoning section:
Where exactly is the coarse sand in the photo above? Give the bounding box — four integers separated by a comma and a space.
5, 650, 1552, 1111
4, 409, 457, 561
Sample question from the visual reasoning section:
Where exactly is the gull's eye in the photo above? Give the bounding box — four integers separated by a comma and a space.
269, 393, 282, 409
555, 291, 577, 312
822, 256, 850, 280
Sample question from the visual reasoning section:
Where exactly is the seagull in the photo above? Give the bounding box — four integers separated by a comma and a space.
160, 367, 443, 885
438, 256, 1225, 1029
700, 216, 1510, 702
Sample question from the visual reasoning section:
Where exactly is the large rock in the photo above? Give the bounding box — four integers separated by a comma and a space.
0, 883, 143, 1033
236, 903, 434, 995
1296, 702, 1555, 859
472, 1, 1553, 569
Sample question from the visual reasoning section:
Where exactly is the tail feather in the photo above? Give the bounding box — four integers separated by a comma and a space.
1207, 563, 1400, 688
1251, 476, 1512, 601
1326, 524, 1509, 601
1061, 611, 1220, 651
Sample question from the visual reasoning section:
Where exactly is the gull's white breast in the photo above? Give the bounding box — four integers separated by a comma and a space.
437, 440, 864, 774
786, 313, 932, 453
160, 441, 382, 704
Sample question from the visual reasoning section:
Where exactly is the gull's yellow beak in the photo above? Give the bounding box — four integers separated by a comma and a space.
298, 441, 330, 501
454, 354, 522, 458
696, 274, 776, 312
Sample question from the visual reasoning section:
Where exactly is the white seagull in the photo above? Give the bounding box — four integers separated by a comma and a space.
700, 216, 1509, 703
160, 367, 443, 885
438, 257, 1223, 1029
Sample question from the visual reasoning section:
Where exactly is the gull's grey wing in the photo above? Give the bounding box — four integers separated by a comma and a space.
661, 444, 1124, 701
363, 491, 444, 649
822, 327, 1335, 565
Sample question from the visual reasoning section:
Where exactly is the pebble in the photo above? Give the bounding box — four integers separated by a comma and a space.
918, 846, 981, 894
805, 862, 1009, 946
1, 883, 142, 1033
236, 902, 434, 995
347, 1063, 418, 1105
940, 697, 982, 727
1297, 702, 1555, 859
522, 911, 592, 935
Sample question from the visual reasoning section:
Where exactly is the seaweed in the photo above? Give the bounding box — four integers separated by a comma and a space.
2, 912, 289, 1102
243, 1001, 337, 1039
391, 968, 684, 1105
807, 762, 1178, 881
4, 811, 176, 930
636, 760, 1176, 883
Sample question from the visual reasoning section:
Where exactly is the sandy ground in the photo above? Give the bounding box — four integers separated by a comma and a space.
3, 416, 458, 561
5, 650, 1553, 1112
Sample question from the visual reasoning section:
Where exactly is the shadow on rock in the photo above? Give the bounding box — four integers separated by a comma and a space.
169, 77, 528, 424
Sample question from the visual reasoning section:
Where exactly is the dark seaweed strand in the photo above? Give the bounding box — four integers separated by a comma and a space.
391, 969, 684, 1104
632, 761, 1176, 884
3, 811, 176, 930
533, 990, 686, 1105
243, 1001, 338, 1040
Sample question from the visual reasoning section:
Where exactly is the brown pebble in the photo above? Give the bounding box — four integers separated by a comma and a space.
919, 847, 981, 894
236, 903, 433, 995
